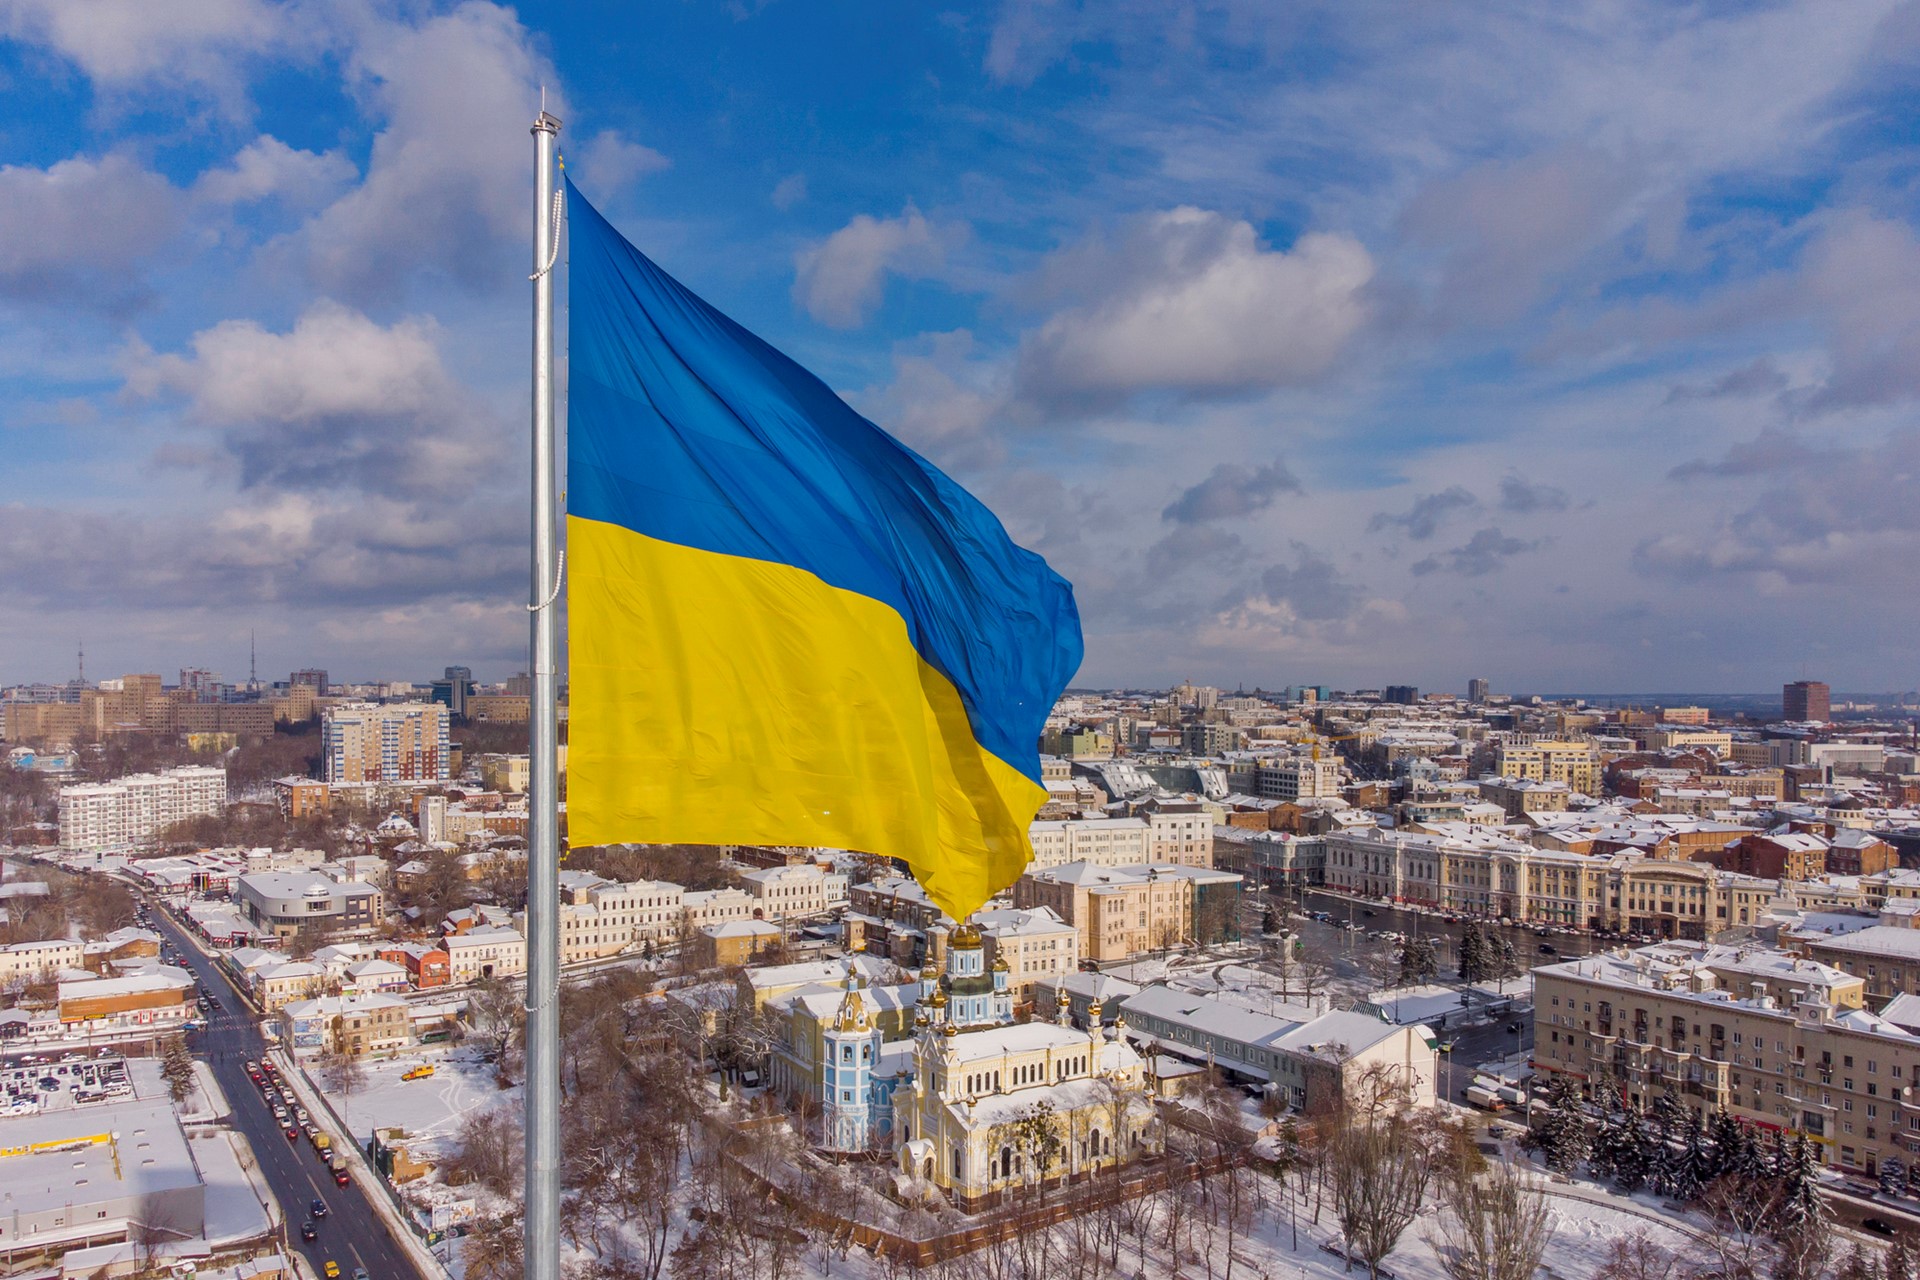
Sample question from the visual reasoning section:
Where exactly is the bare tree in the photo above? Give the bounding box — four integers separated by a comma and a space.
1696, 1175, 1785, 1280
1594, 1231, 1690, 1280
1429, 1159, 1552, 1280
1327, 1116, 1432, 1280
467, 974, 526, 1086
318, 1046, 366, 1098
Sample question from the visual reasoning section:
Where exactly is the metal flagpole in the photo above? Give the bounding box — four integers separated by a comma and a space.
526, 105, 563, 1280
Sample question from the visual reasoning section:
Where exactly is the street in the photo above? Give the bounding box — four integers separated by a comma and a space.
146, 903, 429, 1280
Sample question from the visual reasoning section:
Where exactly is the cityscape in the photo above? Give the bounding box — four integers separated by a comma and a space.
6, 672, 1920, 1280
5, 5, 1920, 1280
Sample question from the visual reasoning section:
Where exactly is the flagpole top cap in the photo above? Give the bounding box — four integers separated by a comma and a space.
533, 111, 563, 135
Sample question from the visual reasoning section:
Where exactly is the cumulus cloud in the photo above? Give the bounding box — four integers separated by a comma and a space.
1143, 525, 1247, 577
1368, 486, 1477, 540
574, 129, 670, 192
192, 136, 357, 211
1498, 473, 1570, 514
125, 299, 494, 494
0, 153, 181, 301
1668, 428, 1832, 480
1258, 544, 1362, 622
792, 205, 957, 328
1637, 426, 1920, 588
1014, 208, 1372, 405
1410, 527, 1542, 577
294, 4, 558, 303
1161, 460, 1300, 524
2, 0, 296, 108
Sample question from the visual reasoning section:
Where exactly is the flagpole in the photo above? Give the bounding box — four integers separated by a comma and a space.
526, 105, 562, 1280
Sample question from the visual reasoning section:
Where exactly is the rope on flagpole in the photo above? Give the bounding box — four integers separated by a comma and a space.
530, 185, 564, 280
529, 549, 564, 611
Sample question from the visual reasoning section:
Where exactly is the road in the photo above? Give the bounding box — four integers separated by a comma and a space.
145, 902, 428, 1280
1294, 887, 1602, 976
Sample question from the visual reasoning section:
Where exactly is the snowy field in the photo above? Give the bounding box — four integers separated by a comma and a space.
315, 1046, 510, 1162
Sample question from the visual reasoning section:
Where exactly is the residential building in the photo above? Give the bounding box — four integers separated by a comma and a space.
694, 919, 783, 968
1493, 740, 1600, 793
1253, 757, 1343, 803
1027, 818, 1150, 869
976, 906, 1079, 1001
444, 926, 527, 982
1479, 777, 1571, 819
321, 702, 450, 784
57, 765, 227, 850
1012, 862, 1243, 964
740, 862, 849, 921
281, 992, 413, 1057
1533, 942, 1919, 1177
1807, 929, 1920, 1007
0, 937, 86, 981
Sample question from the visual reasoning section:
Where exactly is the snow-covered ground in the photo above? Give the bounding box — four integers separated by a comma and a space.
313, 1046, 509, 1162
191, 1128, 277, 1245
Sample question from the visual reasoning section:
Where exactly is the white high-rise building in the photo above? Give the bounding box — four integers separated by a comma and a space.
58, 765, 227, 850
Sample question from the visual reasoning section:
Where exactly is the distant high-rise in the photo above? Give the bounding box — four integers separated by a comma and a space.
321, 702, 450, 784
1385, 685, 1419, 705
1784, 680, 1831, 723
178, 668, 218, 699
1468, 678, 1490, 704
505, 672, 532, 697
291, 669, 329, 696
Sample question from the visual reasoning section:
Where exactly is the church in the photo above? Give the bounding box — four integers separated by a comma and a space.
783, 922, 1159, 1210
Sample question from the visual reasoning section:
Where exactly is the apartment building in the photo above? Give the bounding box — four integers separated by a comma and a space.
1807, 929, 1920, 1007
1325, 828, 1785, 936
1493, 740, 1600, 793
321, 701, 450, 784
1028, 818, 1150, 869
976, 906, 1079, 1000
740, 863, 849, 920
1012, 863, 1243, 964
282, 993, 413, 1057
444, 925, 527, 982
57, 765, 227, 850
1533, 943, 1919, 1177
1479, 777, 1571, 819
1252, 757, 1344, 803
0, 937, 87, 981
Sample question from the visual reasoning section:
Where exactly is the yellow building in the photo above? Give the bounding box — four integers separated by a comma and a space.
1494, 740, 1601, 793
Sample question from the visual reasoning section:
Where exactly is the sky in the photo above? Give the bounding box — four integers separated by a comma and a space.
2, 1, 1918, 695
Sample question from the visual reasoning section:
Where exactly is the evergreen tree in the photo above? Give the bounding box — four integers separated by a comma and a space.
1835, 1245, 1875, 1280
1777, 1135, 1824, 1232
159, 1035, 195, 1105
1706, 1109, 1747, 1181
1647, 1093, 1690, 1196
1612, 1106, 1657, 1194
1523, 1074, 1591, 1175
1670, 1113, 1709, 1202
1396, 936, 1438, 985
1767, 1128, 1791, 1181
1459, 921, 1488, 984
1885, 1231, 1918, 1280
1263, 905, 1282, 936
1881, 1155, 1909, 1198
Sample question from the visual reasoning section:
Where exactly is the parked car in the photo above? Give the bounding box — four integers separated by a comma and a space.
1863, 1218, 1897, 1237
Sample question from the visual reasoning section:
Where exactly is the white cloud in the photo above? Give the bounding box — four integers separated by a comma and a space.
1014, 208, 1372, 404
2, 0, 295, 105
573, 129, 669, 192
125, 299, 494, 494
0, 153, 180, 298
294, 3, 558, 302
792, 205, 958, 328
193, 136, 357, 211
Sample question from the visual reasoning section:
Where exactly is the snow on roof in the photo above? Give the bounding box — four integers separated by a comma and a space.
943, 1022, 1092, 1064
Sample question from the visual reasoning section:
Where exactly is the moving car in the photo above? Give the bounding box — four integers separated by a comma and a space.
324, 1262, 340, 1278
310, 1198, 328, 1219
300, 1221, 317, 1241
402, 1064, 435, 1081
1863, 1218, 1897, 1237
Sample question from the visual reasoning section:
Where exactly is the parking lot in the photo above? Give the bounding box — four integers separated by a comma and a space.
0, 1051, 134, 1115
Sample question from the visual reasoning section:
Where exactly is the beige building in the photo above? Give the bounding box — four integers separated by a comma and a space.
283, 992, 413, 1058
58, 765, 227, 850
977, 906, 1079, 1001
1534, 943, 1915, 1178
1494, 740, 1600, 793
444, 925, 527, 982
1807, 929, 1920, 1007
0, 937, 86, 981
1012, 863, 1242, 963
1028, 818, 1150, 869
740, 862, 849, 920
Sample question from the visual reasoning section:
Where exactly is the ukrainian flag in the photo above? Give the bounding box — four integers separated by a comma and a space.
564, 181, 1082, 921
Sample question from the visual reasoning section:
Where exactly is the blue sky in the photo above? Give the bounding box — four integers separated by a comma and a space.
3, 1, 1918, 695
